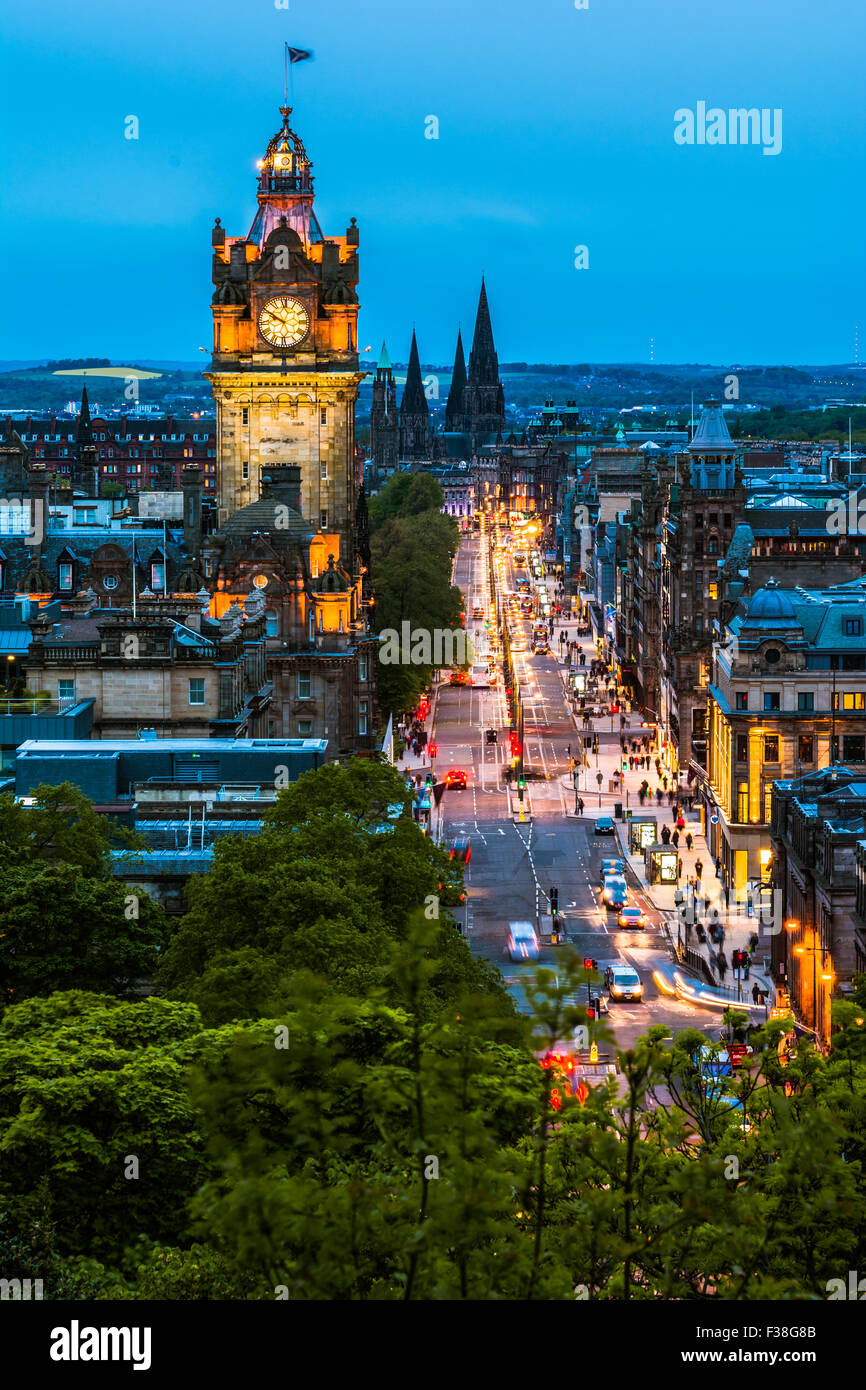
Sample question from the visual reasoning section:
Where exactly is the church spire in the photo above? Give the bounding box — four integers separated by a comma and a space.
77, 385, 94, 446
400, 330, 428, 420
468, 277, 499, 387
445, 328, 467, 431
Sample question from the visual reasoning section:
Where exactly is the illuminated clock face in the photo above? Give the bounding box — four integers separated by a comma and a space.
258, 296, 310, 349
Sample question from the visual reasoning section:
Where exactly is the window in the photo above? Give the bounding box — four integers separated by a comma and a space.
265, 609, 278, 637
737, 781, 749, 822
798, 734, 814, 763
797, 691, 814, 711
242, 407, 249, 426
846, 618, 862, 636
694, 570, 703, 593
708, 512, 718, 525
58, 679, 75, 704
764, 691, 780, 711
844, 734, 866, 762
297, 670, 311, 699
763, 784, 773, 823
735, 691, 748, 710
320, 460, 328, 481
188, 678, 205, 705
320, 510, 328, 530
763, 735, 779, 763
836, 691, 866, 710
151, 562, 165, 591
707, 538, 719, 558
724, 513, 732, 528
298, 720, 312, 736
320, 408, 327, 425
736, 734, 748, 762
695, 514, 704, 529
695, 615, 703, 635
359, 653, 368, 682
242, 460, 249, 481
58, 562, 73, 591
708, 581, 718, 600
359, 699, 368, 735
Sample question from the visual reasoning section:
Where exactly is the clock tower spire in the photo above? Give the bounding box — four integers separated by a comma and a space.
205, 106, 362, 565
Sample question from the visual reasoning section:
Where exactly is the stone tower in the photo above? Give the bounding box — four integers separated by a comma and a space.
204, 106, 363, 567
369, 340, 398, 484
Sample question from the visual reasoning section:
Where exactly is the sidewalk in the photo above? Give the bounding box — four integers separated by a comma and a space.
551, 619, 772, 1005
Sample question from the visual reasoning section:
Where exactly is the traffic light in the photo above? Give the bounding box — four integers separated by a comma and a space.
425, 772, 433, 788
622, 758, 628, 772
583, 956, 598, 972
592, 733, 599, 753
550, 886, 559, 912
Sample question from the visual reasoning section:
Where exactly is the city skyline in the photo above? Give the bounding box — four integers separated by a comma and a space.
3, 0, 864, 365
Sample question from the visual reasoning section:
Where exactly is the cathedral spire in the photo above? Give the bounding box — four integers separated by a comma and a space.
400, 330, 428, 420
377, 339, 391, 372
468, 277, 499, 387
445, 328, 467, 431
464, 279, 505, 445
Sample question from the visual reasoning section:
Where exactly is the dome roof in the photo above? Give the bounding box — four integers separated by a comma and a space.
314, 554, 351, 593
744, 578, 797, 622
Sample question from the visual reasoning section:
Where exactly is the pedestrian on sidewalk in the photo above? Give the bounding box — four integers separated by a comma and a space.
661, 824, 671, 843
717, 951, 728, 982
724, 884, 730, 911
695, 858, 704, 884
676, 813, 685, 832
638, 787, 645, 806
678, 856, 684, 881
662, 774, 668, 790
715, 856, 721, 878
656, 787, 663, 804
752, 982, 760, 1005
686, 832, 693, 851
704, 893, 711, 916
671, 804, 678, 823
672, 829, 679, 848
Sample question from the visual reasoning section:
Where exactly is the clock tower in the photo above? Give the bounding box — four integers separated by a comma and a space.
205, 107, 363, 564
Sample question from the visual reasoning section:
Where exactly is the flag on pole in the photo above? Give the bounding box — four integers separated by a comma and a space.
287, 46, 313, 63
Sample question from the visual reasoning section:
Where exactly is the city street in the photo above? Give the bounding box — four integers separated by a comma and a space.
430, 530, 710, 1050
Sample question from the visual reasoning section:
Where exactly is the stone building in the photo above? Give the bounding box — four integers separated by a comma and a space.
24, 590, 270, 739
707, 576, 866, 890
771, 766, 866, 1049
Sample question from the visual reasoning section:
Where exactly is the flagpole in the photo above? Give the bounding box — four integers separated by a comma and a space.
284, 42, 288, 106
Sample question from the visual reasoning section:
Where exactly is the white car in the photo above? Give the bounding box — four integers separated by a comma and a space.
507, 921, 540, 962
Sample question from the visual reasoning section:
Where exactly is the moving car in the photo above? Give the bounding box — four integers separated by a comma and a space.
617, 904, 648, 930
594, 816, 615, 836
449, 835, 472, 863
449, 670, 467, 685
605, 965, 643, 1001
601, 875, 627, 909
471, 665, 490, 688
599, 858, 626, 883
507, 920, 540, 962
445, 768, 468, 788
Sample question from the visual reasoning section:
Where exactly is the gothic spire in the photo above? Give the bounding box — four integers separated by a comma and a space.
445, 328, 467, 430
77, 385, 93, 442
400, 330, 428, 420
467, 277, 499, 387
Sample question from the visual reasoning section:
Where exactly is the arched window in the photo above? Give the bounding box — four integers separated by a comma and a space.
265, 608, 278, 637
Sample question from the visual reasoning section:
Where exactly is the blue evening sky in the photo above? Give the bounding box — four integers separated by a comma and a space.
3, 0, 864, 365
